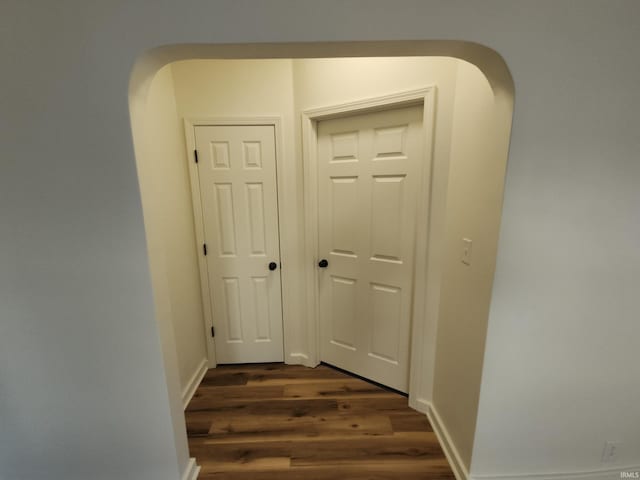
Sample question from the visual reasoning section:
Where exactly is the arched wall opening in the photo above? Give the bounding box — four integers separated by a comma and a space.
128, 41, 514, 479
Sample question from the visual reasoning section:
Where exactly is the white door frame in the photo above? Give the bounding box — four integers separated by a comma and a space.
301, 87, 437, 408
183, 117, 288, 368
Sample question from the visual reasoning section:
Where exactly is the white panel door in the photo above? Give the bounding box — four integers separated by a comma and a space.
317, 105, 423, 392
194, 125, 283, 363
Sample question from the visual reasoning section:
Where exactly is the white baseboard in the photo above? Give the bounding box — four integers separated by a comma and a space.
181, 358, 208, 410
180, 458, 200, 480
471, 465, 640, 480
288, 352, 317, 368
426, 402, 470, 480
409, 396, 429, 415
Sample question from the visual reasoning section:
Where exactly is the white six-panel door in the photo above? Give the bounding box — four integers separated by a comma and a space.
317, 105, 423, 392
194, 125, 284, 363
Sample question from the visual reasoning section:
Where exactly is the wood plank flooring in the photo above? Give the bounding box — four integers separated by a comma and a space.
186, 363, 455, 479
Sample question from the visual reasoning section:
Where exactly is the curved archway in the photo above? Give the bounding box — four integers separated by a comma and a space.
129, 41, 514, 478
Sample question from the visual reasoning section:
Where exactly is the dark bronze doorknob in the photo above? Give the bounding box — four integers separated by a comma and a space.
318, 259, 328, 268
268, 262, 278, 271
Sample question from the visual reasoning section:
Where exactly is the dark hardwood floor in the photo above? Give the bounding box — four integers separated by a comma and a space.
185, 363, 455, 479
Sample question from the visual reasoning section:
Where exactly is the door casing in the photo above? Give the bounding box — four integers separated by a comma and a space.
184, 117, 289, 368
302, 87, 437, 411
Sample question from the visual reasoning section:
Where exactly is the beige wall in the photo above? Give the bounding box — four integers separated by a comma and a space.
432, 60, 507, 470
138, 65, 207, 397
291, 57, 457, 108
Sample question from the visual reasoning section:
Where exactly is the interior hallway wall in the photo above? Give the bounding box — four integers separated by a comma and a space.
137, 66, 208, 398
432, 60, 508, 471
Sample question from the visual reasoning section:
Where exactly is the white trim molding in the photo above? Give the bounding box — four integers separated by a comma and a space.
410, 396, 429, 415
180, 458, 200, 480
471, 466, 640, 480
287, 352, 313, 367
426, 402, 470, 480
181, 358, 208, 410
302, 88, 435, 120
301, 87, 438, 403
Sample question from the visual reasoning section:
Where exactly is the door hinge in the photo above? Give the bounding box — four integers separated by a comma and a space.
203, 243, 207, 256
211, 326, 215, 337
194, 149, 199, 163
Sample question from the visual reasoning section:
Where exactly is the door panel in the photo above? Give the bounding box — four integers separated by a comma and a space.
246, 183, 267, 255
330, 177, 359, 255
318, 105, 423, 392
369, 282, 402, 362
330, 275, 359, 350
371, 175, 405, 261
195, 125, 284, 363
214, 183, 237, 256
